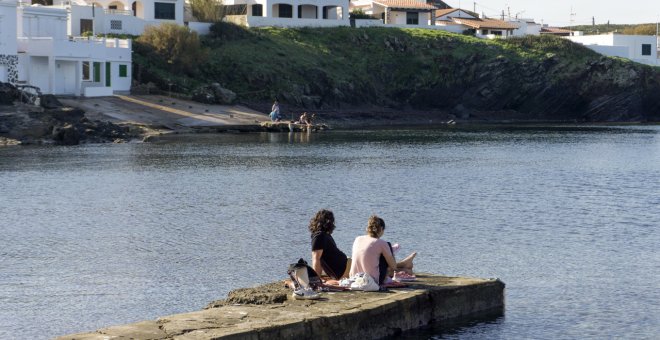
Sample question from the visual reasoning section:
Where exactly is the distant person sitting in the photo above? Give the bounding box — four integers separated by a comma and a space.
299, 112, 311, 125
350, 215, 416, 285
270, 100, 281, 121
309, 209, 351, 280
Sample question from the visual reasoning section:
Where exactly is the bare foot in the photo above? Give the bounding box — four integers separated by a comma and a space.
396, 252, 417, 272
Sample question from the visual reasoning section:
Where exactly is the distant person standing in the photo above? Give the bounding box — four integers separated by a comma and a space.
270, 100, 281, 121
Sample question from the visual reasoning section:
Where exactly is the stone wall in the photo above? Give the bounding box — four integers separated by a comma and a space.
0, 54, 18, 83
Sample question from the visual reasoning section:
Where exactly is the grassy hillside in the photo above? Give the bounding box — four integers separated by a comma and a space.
133, 24, 660, 122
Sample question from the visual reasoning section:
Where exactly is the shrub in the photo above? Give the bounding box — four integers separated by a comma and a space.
136, 23, 208, 75
350, 9, 376, 20
189, 0, 225, 23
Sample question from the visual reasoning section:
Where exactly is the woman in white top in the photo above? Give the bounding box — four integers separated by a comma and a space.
349, 215, 417, 285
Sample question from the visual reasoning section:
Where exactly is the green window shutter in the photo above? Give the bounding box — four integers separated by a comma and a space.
119, 65, 127, 77
93, 62, 101, 82
105, 62, 111, 87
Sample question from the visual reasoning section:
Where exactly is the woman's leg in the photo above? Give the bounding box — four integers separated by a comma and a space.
395, 252, 417, 274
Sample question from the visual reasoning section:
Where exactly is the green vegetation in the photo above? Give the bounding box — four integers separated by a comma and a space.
189, 0, 225, 22
569, 23, 658, 35
135, 23, 208, 77
131, 24, 660, 121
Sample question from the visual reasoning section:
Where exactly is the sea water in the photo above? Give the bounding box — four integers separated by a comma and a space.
1, 125, 659, 339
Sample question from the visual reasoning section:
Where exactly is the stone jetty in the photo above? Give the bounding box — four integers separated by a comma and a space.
56, 274, 505, 339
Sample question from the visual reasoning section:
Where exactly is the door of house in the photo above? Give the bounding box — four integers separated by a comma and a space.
105, 62, 111, 87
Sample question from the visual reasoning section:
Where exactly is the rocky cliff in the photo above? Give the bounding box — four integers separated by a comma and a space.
134, 25, 660, 122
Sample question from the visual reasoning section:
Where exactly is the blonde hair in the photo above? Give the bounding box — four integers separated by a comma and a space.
366, 215, 385, 238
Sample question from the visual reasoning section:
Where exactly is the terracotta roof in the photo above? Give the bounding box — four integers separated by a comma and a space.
541, 27, 572, 34
372, 0, 438, 10
452, 17, 519, 30
435, 8, 478, 18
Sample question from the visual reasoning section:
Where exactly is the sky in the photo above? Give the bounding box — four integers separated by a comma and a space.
445, 0, 660, 26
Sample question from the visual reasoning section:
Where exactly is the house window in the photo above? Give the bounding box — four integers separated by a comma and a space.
154, 2, 176, 20
278, 4, 292, 18
406, 12, 418, 25
109, 5, 117, 9
481, 29, 488, 35
110, 20, 123, 30
251, 4, 263, 16
492, 30, 502, 36
119, 65, 128, 77
80, 19, 93, 35
82, 62, 91, 81
642, 44, 652, 56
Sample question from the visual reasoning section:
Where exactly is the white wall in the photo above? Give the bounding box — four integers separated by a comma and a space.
387, 11, 431, 26
0, 1, 18, 55
110, 61, 131, 91
27, 56, 49, 92
435, 9, 475, 21
568, 34, 659, 65
510, 19, 541, 36
187, 21, 212, 34
18, 6, 68, 39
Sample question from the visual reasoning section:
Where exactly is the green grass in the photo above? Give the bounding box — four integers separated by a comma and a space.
132, 24, 657, 109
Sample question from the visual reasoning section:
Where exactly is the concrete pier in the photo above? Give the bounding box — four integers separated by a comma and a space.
56, 275, 504, 340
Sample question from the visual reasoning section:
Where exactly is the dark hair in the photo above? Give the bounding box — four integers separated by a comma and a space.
309, 209, 336, 234
366, 215, 385, 238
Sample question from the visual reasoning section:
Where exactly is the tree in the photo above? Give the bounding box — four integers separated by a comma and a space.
189, 0, 225, 23
136, 23, 208, 75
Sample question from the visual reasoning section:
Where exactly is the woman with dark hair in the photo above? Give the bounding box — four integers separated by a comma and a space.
350, 215, 417, 285
309, 209, 351, 280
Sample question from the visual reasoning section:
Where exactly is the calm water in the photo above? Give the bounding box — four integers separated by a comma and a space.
1, 126, 659, 339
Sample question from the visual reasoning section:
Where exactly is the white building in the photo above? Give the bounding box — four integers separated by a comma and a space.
0, 0, 18, 83
16, 3, 132, 96
350, 0, 438, 28
65, 0, 185, 36
508, 17, 541, 37
222, 0, 349, 28
568, 33, 660, 67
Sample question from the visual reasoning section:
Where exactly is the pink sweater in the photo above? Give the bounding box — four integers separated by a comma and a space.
349, 235, 392, 281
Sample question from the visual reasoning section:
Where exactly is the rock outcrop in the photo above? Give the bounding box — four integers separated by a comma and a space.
1, 105, 137, 145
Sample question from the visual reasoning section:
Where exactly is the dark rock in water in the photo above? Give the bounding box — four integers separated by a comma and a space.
52, 123, 80, 145
191, 83, 237, 105
40, 95, 63, 109
0, 82, 18, 106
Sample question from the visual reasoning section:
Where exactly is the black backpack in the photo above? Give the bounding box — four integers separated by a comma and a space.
287, 258, 322, 290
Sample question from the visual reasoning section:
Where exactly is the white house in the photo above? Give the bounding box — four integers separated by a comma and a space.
508, 17, 541, 37
222, 0, 349, 28
568, 33, 660, 67
350, 0, 437, 27
0, 0, 18, 83
16, 4, 132, 96
64, 0, 185, 36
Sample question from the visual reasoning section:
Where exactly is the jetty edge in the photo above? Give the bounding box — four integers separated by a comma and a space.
56, 274, 505, 339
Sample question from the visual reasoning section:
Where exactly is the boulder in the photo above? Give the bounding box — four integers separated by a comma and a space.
52, 123, 80, 145
40, 95, 63, 109
191, 83, 237, 105
0, 82, 18, 106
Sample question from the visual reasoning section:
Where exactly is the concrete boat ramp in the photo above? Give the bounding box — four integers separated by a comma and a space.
56, 275, 504, 340
60, 95, 270, 131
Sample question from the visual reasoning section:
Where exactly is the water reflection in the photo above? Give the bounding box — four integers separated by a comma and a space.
1, 125, 659, 339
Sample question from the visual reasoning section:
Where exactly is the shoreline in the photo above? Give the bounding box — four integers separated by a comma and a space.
2, 95, 658, 146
